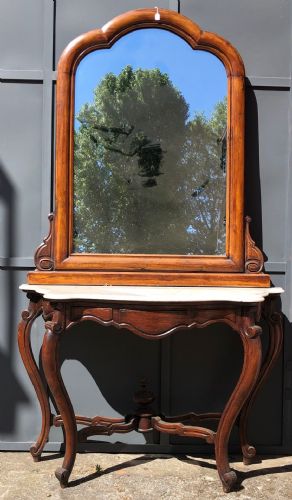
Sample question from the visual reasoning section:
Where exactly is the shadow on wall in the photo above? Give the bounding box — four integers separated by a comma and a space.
244, 83, 292, 450
58, 322, 162, 446
0, 162, 29, 434
57, 323, 237, 450
245, 80, 263, 253
57, 317, 284, 452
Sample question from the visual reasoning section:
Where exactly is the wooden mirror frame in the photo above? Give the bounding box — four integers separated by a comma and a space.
28, 8, 269, 286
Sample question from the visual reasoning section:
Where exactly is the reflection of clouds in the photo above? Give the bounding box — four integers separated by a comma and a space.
187, 225, 196, 234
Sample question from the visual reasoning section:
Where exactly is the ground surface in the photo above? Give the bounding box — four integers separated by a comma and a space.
0, 453, 292, 499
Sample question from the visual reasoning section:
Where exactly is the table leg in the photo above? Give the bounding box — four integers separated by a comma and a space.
239, 300, 283, 464
41, 304, 77, 488
215, 318, 262, 493
18, 293, 51, 462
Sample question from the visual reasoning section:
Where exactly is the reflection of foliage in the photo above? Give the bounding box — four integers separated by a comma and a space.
74, 65, 227, 254
182, 103, 227, 254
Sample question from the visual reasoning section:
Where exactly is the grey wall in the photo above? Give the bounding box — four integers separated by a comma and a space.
1, 0, 292, 455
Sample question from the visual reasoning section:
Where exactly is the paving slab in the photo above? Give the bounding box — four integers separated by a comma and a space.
0, 453, 292, 499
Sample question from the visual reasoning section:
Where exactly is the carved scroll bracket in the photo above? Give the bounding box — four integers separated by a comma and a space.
244, 324, 262, 339
34, 213, 55, 271
245, 216, 264, 273
262, 296, 283, 327
21, 292, 43, 321
42, 300, 65, 335
237, 307, 263, 339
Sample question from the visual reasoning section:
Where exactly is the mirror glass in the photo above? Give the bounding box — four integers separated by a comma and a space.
73, 28, 227, 255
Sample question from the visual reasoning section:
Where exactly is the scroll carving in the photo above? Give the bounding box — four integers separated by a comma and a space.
262, 297, 283, 327
42, 300, 65, 334
244, 324, 262, 339
244, 216, 264, 273
34, 213, 54, 271
21, 292, 42, 321
238, 307, 262, 339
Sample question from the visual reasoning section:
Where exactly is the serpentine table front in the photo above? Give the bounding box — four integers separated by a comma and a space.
18, 284, 283, 493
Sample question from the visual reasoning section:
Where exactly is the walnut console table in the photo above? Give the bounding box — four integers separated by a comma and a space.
18, 284, 283, 493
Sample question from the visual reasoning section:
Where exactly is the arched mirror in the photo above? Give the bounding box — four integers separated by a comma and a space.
73, 29, 227, 256
28, 8, 269, 286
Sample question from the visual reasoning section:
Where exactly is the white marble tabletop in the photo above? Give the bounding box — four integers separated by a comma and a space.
20, 284, 284, 303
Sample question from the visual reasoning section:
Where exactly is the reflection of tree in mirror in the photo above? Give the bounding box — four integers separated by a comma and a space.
73, 65, 226, 254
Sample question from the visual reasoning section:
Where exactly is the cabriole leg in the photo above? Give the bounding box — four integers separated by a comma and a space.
215, 317, 262, 493
239, 298, 283, 464
41, 303, 77, 488
18, 292, 52, 461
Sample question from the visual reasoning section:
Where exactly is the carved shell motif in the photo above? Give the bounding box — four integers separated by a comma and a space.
34, 213, 55, 271
244, 216, 264, 273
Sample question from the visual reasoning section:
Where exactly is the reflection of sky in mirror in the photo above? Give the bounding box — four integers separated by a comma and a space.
75, 29, 226, 127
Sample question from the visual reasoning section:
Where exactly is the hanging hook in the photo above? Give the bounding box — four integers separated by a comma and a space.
154, 6, 160, 21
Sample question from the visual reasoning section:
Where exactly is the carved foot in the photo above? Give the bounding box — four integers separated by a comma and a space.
222, 470, 238, 493
55, 467, 70, 488
215, 310, 262, 494
242, 444, 256, 465
30, 445, 41, 462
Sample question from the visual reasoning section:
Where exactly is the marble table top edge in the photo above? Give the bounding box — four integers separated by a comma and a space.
19, 284, 284, 303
